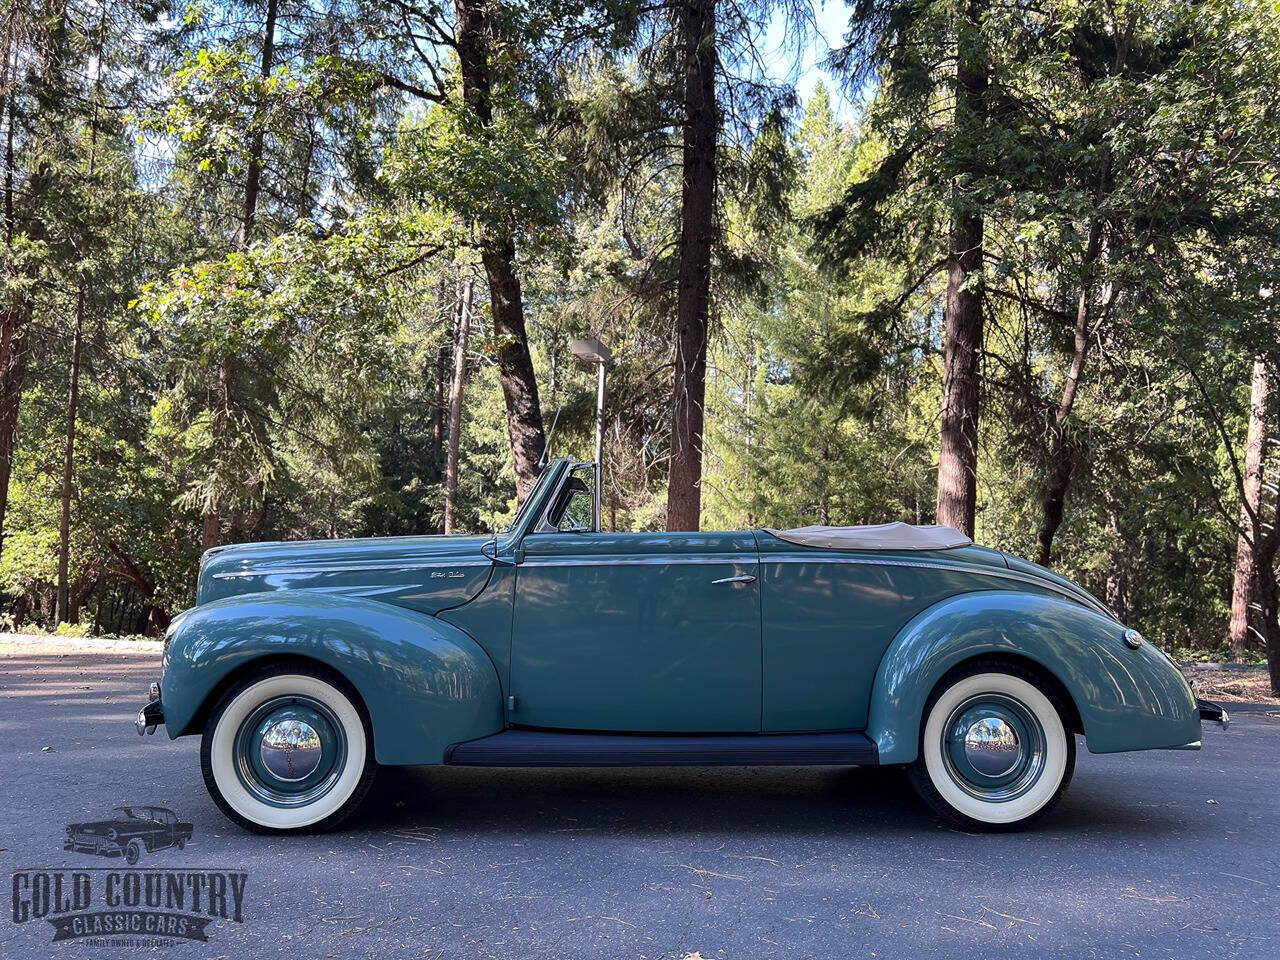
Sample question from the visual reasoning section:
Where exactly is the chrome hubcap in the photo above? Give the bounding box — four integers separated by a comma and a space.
259, 719, 323, 782
962, 716, 1021, 777
233, 696, 347, 808
942, 694, 1046, 802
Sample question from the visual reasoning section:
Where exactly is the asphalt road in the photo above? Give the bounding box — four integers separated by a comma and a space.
1, 650, 1277, 960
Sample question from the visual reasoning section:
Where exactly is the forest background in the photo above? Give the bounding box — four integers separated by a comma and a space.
3, 0, 1279, 689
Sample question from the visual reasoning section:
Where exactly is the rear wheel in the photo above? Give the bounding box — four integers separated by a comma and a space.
907, 663, 1075, 831
200, 664, 376, 834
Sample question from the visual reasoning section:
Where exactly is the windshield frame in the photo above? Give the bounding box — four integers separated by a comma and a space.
540, 463, 594, 533
502, 462, 557, 535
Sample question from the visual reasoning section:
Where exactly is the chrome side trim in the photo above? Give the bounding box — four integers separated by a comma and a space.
1164, 740, 1202, 751
759, 553, 1110, 615
520, 555, 758, 568
519, 552, 1104, 611
212, 559, 493, 580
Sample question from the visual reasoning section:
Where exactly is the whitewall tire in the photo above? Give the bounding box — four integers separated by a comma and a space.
907, 663, 1075, 831
200, 665, 376, 833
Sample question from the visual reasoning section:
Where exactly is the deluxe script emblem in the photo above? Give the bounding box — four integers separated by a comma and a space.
430, 570, 466, 579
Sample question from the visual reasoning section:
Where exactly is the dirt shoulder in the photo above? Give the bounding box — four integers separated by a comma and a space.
0, 632, 163, 656
1181, 663, 1279, 705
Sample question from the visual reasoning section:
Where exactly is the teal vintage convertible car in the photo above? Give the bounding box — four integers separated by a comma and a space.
138, 457, 1226, 833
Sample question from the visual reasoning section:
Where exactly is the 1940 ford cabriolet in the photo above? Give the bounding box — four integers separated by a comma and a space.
138, 457, 1227, 833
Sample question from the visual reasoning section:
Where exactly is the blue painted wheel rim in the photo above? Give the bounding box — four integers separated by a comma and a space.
233, 696, 347, 808
941, 694, 1046, 803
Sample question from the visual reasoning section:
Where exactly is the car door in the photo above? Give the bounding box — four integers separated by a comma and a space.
756, 532, 1002, 731
510, 469, 761, 732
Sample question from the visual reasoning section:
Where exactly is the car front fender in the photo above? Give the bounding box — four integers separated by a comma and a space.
161, 590, 503, 765
866, 590, 1199, 765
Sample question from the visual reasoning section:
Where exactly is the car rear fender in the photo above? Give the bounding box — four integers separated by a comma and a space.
161, 590, 503, 765
866, 590, 1199, 764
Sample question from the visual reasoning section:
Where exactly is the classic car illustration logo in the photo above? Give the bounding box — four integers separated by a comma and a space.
63, 806, 193, 866
7, 807, 248, 946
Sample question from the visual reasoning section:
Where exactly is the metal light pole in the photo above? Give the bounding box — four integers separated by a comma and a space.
569, 337, 612, 532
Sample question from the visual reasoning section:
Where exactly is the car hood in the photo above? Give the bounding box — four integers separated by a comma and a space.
195, 534, 496, 609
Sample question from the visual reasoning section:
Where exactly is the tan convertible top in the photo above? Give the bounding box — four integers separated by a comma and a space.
762, 522, 972, 551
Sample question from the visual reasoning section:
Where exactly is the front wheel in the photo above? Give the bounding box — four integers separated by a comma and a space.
125, 839, 143, 865
907, 663, 1075, 831
200, 665, 376, 834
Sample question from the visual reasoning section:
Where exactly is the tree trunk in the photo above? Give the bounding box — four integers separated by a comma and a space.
1033, 25, 1133, 564
1262, 589, 1280, 696
93, 579, 104, 634
0, 317, 26, 556
0, 6, 73, 560
431, 279, 449, 474
237, 0, 277, 251
3, 73, 12, 244
1034, 311, 1092, 567
107, 540, 171, 635
1104, 501, 1129, 622
666, 0, 717, 532
1035, 197, 1110, 566
935, 0, 989, 539
1254, 526, 1280, 695
203, 0, 276, 549
443, 276, 473, 534
55, 15, 104, 624
482, 243, 546, 499
937, 220, 984, 538
1228, 357, 1270, 660
0, 70, 17, 558
454, 0, 546, 500
202, 355, 232, 550
55, 284, 84, 623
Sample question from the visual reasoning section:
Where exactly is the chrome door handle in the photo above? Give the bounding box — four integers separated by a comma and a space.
712, 574, 757, 585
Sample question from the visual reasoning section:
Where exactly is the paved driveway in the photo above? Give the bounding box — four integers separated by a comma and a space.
2, 650, 1277, 959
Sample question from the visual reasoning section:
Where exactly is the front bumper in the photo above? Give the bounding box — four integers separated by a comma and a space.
64, 837, 122, 856
135, 681, 163, 736
1197, 697, 1230, 729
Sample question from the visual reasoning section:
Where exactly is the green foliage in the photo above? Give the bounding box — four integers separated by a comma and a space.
385, 104, 566, 247
1, 0, 1276, 663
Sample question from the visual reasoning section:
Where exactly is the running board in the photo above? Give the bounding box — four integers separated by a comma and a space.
444, 729, 879, 767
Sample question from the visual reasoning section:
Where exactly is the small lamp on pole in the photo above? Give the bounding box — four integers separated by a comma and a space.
569, 337, 612, 532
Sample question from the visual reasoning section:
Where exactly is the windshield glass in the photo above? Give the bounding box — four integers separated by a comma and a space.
548, 465, 594, 532
502, 463, 556, 534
